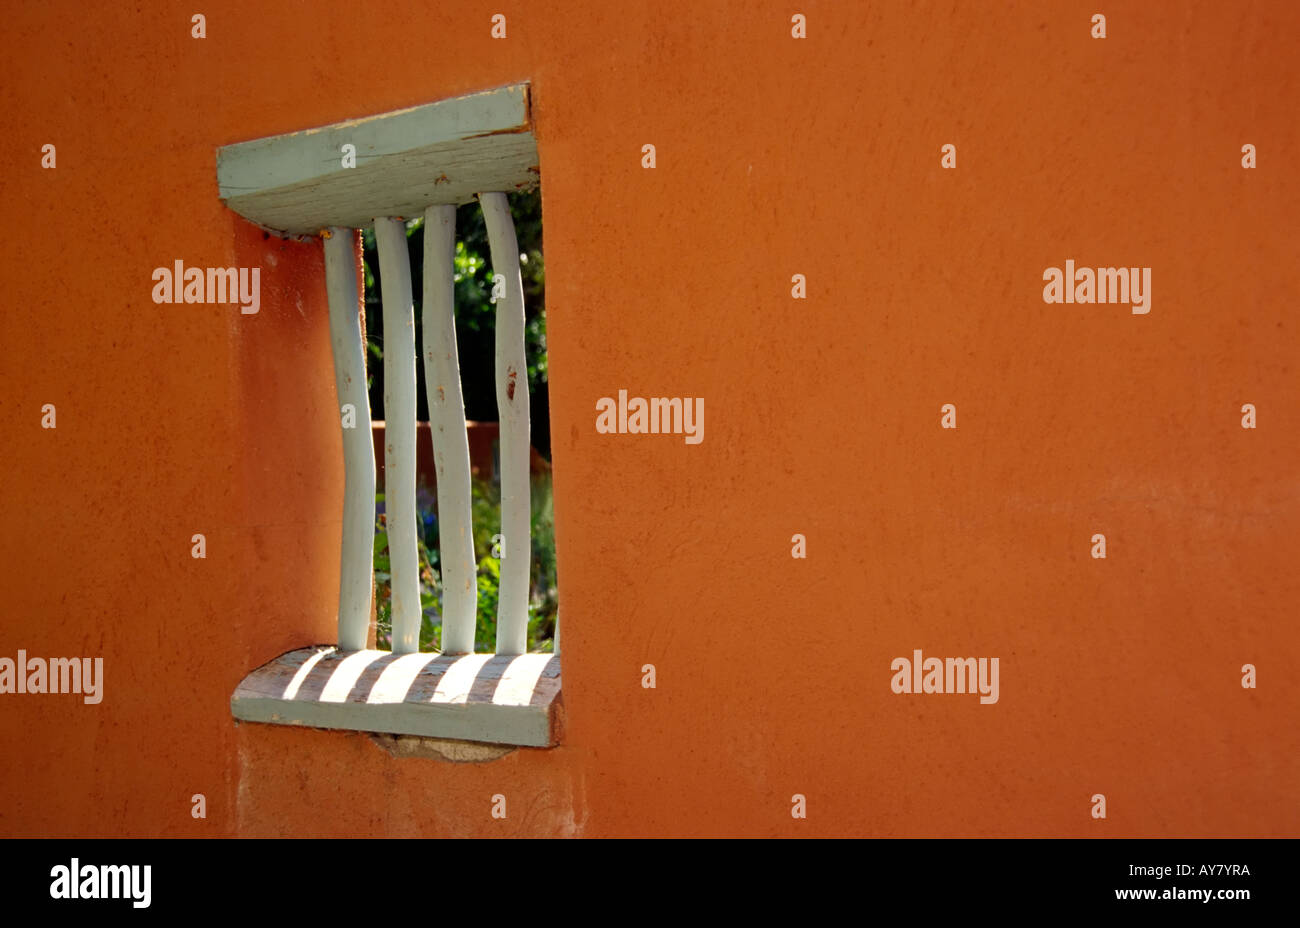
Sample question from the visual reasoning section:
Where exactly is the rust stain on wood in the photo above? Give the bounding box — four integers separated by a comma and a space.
464, 124, 531, 140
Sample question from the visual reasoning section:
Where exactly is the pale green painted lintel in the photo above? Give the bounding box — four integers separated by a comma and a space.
215, 83, 537, 236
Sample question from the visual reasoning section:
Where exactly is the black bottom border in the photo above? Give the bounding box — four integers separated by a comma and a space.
2, 837, 1288, 916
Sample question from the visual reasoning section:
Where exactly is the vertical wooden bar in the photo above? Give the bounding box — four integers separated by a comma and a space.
323, 228, 375, 652
373, 218, 421, 654
479, 192, 530, 656
422, 204, 478, 655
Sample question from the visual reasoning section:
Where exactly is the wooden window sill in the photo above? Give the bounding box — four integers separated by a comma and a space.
230, 647, 562, 748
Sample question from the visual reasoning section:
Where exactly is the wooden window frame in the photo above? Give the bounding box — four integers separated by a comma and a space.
218, 84, 562, 749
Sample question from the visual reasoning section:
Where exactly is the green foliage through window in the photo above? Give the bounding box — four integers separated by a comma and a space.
373, 470, 558, 655
361, 190, 546, 435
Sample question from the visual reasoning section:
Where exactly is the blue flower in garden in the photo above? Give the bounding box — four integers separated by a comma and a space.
415, 486, 438, 542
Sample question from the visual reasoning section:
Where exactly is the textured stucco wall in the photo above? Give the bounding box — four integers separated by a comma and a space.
1, 0, 1297, 837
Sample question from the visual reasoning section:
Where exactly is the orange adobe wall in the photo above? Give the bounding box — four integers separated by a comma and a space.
1, 1, 1297, 837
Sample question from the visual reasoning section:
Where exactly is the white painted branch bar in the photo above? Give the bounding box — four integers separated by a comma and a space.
480, 191, 531, 657
323, 229, 375, 653
373, 218, 421, 655
221, 83, 560, 747
422, 203, 478, 656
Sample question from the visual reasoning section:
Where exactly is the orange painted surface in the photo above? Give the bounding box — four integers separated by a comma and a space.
1, 1, 1297, 837
372, 421, 502, 489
